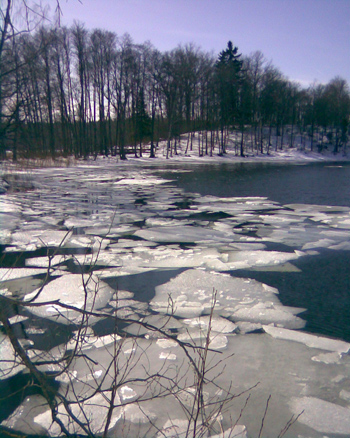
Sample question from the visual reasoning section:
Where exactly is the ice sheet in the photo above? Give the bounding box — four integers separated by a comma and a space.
25, 273, 115, 324
150, 269, 284, 321
0, 334, 26, 379
263, 325, 350, 353
135, 225, 233, 243
289, 396, 350, 434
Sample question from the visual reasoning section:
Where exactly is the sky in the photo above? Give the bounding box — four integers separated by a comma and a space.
58, 0, 350, 87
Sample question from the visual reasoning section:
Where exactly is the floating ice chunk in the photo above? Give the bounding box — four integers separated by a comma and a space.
211, 425, 247, 438
263, 326, 350, 353
140, 314, 183, 330
156, 338, 178, 349
0, 287, 11, 297
159, 352, 177, 360
236, 321, 263, 334
112, 290, 135, 299
340, 389, 350, 402
258, 213, 306, 225
0, 268, 48, 281
225, 250, 301, 270
85, 224, 139, 237
34, 391, 122, 435
0, 334, 26, 379
7, 315, 29, 324
289, 396, 350, 434
329, 241, 350, 250
232, 302, 305, 329
177, 331, 228, 350
301, 238, 336, 250
153, 303, 203, 319
114, 177, 168, 186
64, 217, 103, 228
135, 226, 232, 244
66, 235, 109, 251
247, 262, 301, 272
227, 242, 267, 250
151, 270, 281, 320
122, 403, 157, 424
109, 298, 148, 313
0, 198, 21, 213
1, 395, 48, 435
110, 239, 158, 249
311, 352, 342, 364
55, 370, 78, 383
119, 386, 138, 402
208, 333, 228, 350
183, 316, 237, 334
67, 333, 122, 351
25, 255, 71, 267
25, 273, 114, 325
10, 230, 72, 249
0, 228, 11, 245
157, 418, 207, 438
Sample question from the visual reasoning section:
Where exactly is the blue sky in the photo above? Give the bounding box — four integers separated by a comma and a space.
59, 0, 350, 87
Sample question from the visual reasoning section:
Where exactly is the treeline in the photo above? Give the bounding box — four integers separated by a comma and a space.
0, 23, 349, 160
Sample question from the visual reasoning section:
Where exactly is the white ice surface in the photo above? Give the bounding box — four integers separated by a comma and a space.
9, 230, 72, 250
263, 325, 350, 353
289, 396, 350, 434
25, 255, 71, 267
150, 269, 304, 326
24, 273, 114, 324
135, 225, 233, 243
0, 334, 26, 379
232, 302, 305, 329
34, 391, 123, 436
0, 267, 48, 281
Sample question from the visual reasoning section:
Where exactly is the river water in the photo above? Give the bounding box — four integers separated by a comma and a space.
1, 159, 350, 437
159, 161, 350, 342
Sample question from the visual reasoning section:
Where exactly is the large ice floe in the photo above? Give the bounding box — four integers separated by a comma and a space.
1, 161, 350, 437
23, 273, 115, 325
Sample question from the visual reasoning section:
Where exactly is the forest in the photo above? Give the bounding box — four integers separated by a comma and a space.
1, 5, 350, 161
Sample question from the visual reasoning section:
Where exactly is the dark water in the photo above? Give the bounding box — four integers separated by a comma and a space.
159, 161, 350, 342
159, 161, 350, 207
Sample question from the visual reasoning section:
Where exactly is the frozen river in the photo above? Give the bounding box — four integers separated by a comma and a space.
1, 159, 350, 437
159, 162, 350, 342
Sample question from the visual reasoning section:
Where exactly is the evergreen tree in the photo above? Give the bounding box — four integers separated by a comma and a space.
215, 41, 243, 153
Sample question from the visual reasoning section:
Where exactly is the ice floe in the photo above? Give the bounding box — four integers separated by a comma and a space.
231, 302, 306, 329
289, 396, 350, 434
33, 391, 123, 436
150, 269, 288, 322
0, 334, 26, 379
263, 326, 350, 353
24, 273, 115, 324
135, 225, 233, 244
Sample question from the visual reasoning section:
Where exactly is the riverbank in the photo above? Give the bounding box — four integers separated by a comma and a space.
1, 134, 350, 176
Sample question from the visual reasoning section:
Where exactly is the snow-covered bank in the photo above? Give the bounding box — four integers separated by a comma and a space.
1, 135, 350, 178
